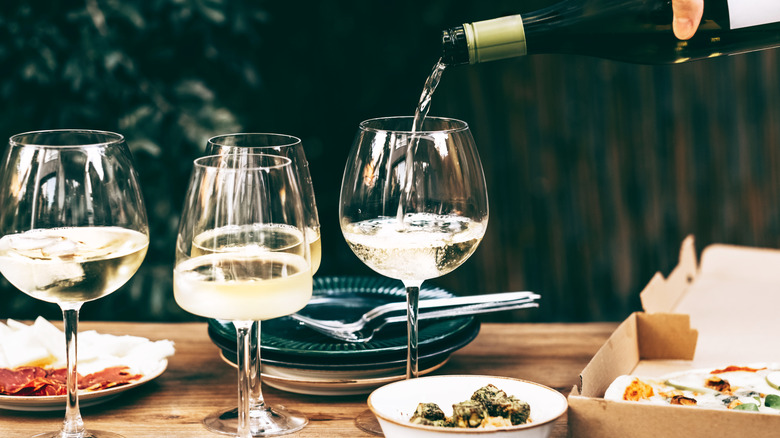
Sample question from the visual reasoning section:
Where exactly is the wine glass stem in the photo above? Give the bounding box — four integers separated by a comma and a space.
234, 321, 254, 438
250, 321, 266, 411
62, 304, 86, 437
404, 281, 422, 379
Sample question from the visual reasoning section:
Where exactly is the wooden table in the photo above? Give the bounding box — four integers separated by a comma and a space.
1, 322, 617, 437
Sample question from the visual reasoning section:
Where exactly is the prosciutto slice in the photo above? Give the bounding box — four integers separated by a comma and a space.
0, 366, 142, 396
79, 366, 142, 391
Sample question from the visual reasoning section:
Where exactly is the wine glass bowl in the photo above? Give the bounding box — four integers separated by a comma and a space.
340, 116, 488, 291
0, 129, 149, 438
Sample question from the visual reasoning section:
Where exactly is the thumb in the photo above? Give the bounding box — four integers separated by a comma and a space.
672, 0, 704, 40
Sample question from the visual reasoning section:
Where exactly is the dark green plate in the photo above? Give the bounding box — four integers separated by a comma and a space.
207, 276, 479, 363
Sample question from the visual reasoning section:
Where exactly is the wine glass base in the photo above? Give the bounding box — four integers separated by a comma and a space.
355, 409, 384, 436
32, 431, 124, 438
203, 405, 308, 436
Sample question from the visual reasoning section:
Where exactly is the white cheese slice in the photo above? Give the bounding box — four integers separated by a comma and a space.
76, 330, 104, 363
1, 329, 54, 368
5, 319, 29, 331
0, 321, 12, 339
0, 317, 175, 376
77, 355, 127, 376
124, 340, 175, 375
31, 316, 65, 363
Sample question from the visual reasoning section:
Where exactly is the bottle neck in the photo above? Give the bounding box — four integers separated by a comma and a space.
442, 15, 528, 65
441, 25, 470, 65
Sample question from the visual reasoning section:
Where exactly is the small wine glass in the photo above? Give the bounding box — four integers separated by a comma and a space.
339, 116, 488, 434
203, 133, 319, 436
174, 153, 313, 438
0, 130, 149, 438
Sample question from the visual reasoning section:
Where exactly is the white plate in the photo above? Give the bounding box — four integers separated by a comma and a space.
261, 360, 449, 396
0, 359, 168, 412
219, 352, 448, 396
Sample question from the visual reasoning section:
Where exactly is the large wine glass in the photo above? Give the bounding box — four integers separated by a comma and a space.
174, 154, 313, 438
203, 133, 319, 436
339, 116, 488, 434
0, 130, 149, 438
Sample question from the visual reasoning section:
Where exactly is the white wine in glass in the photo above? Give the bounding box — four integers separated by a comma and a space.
180, 230, 312, 320
0, 130, 149, 438
0, 227, 148, 303
202, 133, 321, 436
341, 213, 486, 281
174, 153, 313, 438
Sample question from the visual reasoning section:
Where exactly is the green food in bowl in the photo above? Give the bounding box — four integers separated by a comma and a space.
410, 384, 531, 428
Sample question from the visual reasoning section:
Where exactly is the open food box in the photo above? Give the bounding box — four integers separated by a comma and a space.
568, 236, 780, 437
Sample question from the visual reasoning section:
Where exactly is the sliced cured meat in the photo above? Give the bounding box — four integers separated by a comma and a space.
0, 366, 48, 394
0, 366, 142, 396
79, 367, 142, 391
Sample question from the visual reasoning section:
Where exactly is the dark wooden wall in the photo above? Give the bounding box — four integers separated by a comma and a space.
430, 49, 780, 321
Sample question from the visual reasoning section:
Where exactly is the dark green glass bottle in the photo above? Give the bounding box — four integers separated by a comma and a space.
442, 0, 780, 65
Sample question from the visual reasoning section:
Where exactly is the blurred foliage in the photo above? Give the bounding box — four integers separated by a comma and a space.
2, 0, 780, 324
0, 0, 267, 320
0, 0, 462, 321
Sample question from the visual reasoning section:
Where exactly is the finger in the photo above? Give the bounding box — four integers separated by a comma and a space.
672, 0, 704, 40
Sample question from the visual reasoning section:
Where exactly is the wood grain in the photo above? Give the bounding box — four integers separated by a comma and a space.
0, 321, 616, 437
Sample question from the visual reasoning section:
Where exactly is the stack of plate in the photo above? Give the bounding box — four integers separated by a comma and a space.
207, 276, 480, 396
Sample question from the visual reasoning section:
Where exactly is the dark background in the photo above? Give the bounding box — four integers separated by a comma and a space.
2, 0, 779, 323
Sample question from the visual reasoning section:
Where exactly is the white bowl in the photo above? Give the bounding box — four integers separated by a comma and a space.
368, 375, 567, 438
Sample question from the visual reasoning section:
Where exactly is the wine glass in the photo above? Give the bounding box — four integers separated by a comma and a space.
202, 133, 319, 436
0, 130, 149, 438
174, 153, 313, 438
339, 116, 488, 434
207, 134, 320, 274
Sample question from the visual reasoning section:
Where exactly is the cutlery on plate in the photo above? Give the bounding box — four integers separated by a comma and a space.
289, 291, 540, 343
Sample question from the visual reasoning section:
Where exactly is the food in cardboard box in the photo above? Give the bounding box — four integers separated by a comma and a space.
568, 239, 780, 438
605, 364, 780, 413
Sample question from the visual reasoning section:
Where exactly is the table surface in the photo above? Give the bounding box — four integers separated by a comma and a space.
0, 321, 617, 437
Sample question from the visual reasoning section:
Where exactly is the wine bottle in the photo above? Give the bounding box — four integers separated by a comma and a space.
441, 0, 780, 65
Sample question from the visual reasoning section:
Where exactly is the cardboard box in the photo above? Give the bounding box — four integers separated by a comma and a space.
568, 236, 780, 437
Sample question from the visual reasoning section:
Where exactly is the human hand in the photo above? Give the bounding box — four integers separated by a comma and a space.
672, 0, 704, 40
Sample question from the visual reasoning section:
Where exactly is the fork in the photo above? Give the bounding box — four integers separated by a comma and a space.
289, 291, 540, 343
